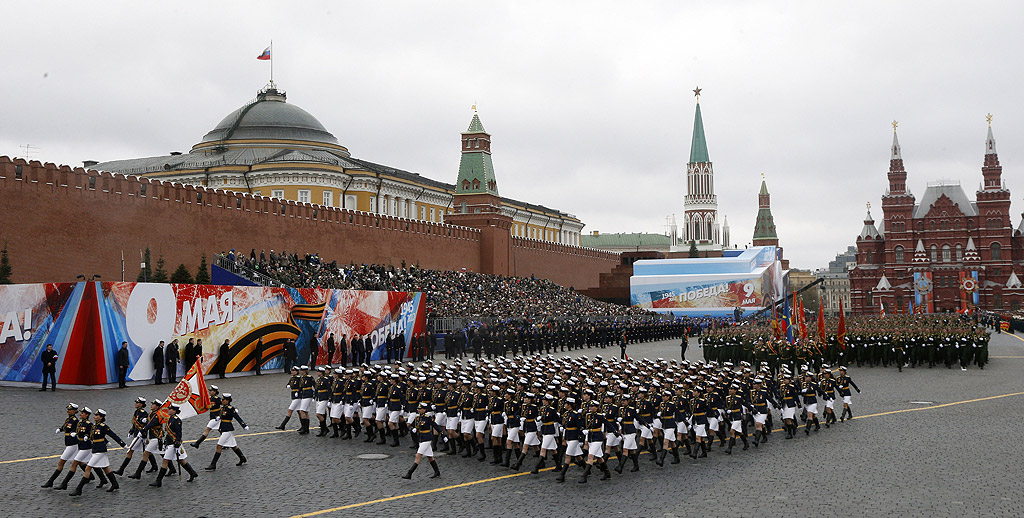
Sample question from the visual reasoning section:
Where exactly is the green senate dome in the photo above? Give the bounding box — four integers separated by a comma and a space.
193, 87, 347, 155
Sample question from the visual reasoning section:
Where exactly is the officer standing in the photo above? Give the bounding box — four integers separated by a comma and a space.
165, 340, 180, 383
152, 341, 165, 384
40, 344, 58, 391
117, 342, 130, 388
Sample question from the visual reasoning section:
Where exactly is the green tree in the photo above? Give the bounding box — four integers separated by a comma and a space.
136, 247, 152, 282
170, 263, 194, 284
688, 241, 699, 258
0, 242, 12, 284
151, 256, 169, 283
194, 254, 211, 284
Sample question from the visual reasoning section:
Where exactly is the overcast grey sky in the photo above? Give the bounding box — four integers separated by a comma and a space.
2, 1, 1021, 270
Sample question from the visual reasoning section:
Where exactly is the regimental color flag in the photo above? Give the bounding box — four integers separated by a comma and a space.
257, 46, 271, 60
159, 358, 211, 421
816, 300, 826, 339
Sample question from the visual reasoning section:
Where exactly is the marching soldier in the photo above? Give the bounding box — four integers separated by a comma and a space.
42, 403, 80, 489
147, 404, 199, 486
835, 366, 861, 421
113, 396, 149, 475
127, 399, 170, 480
58, 407, 95, 491
402, 402, 443, 479
275, 366, 301, 430
203, 393, 250, 470
69, 408, 126, 496
191, 385, 222, 448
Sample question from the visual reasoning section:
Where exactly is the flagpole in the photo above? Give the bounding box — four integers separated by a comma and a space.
270, 40, 274, 85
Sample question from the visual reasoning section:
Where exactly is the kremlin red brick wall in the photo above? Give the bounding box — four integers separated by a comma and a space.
0, 157, 618, 291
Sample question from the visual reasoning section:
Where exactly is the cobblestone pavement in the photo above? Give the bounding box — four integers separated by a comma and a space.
3, 332, 1023, 518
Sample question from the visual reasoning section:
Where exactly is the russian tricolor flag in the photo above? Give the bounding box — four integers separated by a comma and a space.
257, 46, 271, 60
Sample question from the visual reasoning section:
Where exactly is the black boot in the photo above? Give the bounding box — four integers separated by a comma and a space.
96, 469, 108, 488
699, 442, 708, 458
316, 420, 329, 437
276, 415, 290, 430
42, 469, 62, 488
813, 417, 820, 431
299, 418, 310, 435
105, 472, 119, 492
599, 462, 611, 480
377, 428, 388, 445
69, 476, 88, 496
205, 452, 221, 471
725, 437, 734, 454
671, 447, 681, 464
364, 426, 376, 443
477, 442, 487, 461
391, 430, 401, 447
511, 450, 526, 471
56, 470, 75, 490
192, 435, 207, 448
353, 422, 362, 437
166, 462, 176, 476
430, 460, 441, 478
113, 456, 131, 476
753, 430, 761, 447
630, 453, 640, 472
690, 442, 700, 459
555, 463, 570, 483
741, 434, 749, 450
490, 444, 503, 465
128, 461, 146, 479
183, 463, 198, 482
330, 423, 340, 438
233, 448, 247, 466
501, 447, 512, 467
149, 468, 166, 487
578, 464, 592, 483
647, 440, 657, 460
656, 449, 667, 466
402, 462, 418, 479
804, 423, 811, 436
147, 455, 159, 473
530, 457, 545, 474
614, 453, 626, 474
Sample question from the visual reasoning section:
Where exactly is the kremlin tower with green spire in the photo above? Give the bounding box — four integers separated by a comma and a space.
682, 87, 724, 252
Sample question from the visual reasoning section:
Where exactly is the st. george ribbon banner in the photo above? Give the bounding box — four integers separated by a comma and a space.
0, 282, 426, 387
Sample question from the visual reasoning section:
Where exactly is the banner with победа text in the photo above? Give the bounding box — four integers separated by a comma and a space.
0, 282, 425, 387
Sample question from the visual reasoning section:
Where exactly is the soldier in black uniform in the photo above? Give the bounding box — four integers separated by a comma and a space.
69, 408, 126, 496
403, 402, 443, 479
113, 396, 149, 475
146, 404, 199, 486
42, 403, 79, 488
579, 400, 611, 483
190, 385, 222, 448
203, 393, 249, 470
835, 366, 861, 421
127, 399, 169, 480
276, 366, 302, 430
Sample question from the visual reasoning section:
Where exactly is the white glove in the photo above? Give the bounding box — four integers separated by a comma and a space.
55, 428, 61, 435
69, 432, 76, 438
244, 426, 251, 431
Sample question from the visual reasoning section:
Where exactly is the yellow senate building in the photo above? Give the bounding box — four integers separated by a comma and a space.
93, 84, 585, 245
